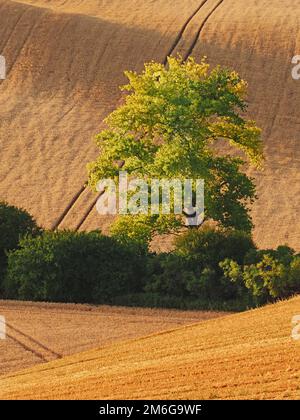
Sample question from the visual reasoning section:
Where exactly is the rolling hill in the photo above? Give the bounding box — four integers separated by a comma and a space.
0, 295, 299, 399
0, 300, 225, 375
1, 0, 300, 249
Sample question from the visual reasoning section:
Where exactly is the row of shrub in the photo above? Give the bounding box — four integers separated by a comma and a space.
145, 231, 300, 308
1, 201, 299, 310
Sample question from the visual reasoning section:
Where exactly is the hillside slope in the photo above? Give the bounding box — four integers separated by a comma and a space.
0, 0, 202, 228
0, 0, 300, 249
0, 296, 299, 399
0, 300, 226, 375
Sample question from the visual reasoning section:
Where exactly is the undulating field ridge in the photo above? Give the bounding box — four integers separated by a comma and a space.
1, 0, 300, 249
0, 300, 226, 375
0, 296, 299, 400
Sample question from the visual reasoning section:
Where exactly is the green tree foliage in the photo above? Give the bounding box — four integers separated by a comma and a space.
110, 214, 181, 252
174, 226, 255, 265
220, 246, 300, 303
5, 231, 146, 303
88, 56, 263, 247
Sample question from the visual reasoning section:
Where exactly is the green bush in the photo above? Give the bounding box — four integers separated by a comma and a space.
220, 245, 300, 304
5, 230, 146, 303
175, 226, 255, 265
146, 227, 255, 301
145, 253, 198, 297
0, 202, 40, 291
243, 245, 295, 265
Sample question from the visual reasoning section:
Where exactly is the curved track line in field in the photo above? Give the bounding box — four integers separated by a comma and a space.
6, 333, 49, 362
51, 184, 86, 230
163, 0, 209, 65
67, 0, 213, 231
183, 0, 225, 60
74, 192, 101, 231
5, 322, 62, 363
6, 322, 62, 359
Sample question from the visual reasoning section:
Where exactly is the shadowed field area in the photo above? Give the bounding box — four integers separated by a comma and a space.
0, 296, 299, 399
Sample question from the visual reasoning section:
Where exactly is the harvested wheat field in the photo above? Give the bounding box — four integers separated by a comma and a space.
0, 0, 300, 249
0, 300, 227, 376
0, 296, 299, 400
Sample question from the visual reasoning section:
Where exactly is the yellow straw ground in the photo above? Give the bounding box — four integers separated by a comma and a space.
0, 296, 299, 399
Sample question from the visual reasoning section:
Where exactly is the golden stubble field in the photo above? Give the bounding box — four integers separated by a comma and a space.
0, 300, 227, 375
0, 296, 299, 400
1, 0, 300, 401
1, 0, 300, 249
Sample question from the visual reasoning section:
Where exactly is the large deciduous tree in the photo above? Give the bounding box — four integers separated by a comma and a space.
88, 56, 263, 248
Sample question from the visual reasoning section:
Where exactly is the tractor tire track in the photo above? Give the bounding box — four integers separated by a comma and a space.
183, 0, 225, 60
74, 191, 102, 231
6, 321, 62, 363
163, 0, 209, 65
6, 333, 49, 362
51, 184, 86, 230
